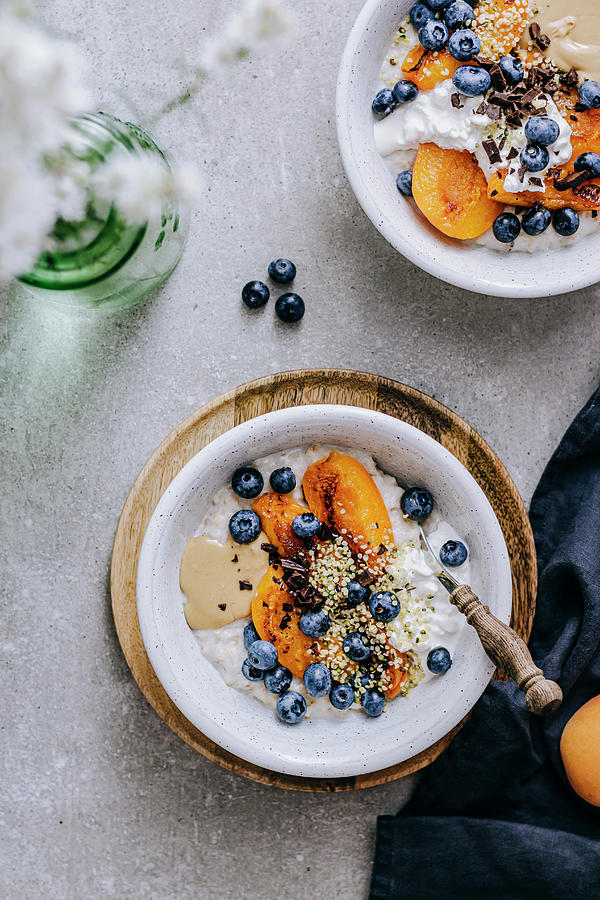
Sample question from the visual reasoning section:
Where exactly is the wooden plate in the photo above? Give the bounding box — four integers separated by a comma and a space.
111, 369, 537, 791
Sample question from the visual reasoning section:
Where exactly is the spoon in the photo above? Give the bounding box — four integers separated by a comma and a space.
418, 526, 562, 716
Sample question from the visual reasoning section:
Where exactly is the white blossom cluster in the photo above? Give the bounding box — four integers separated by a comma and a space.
199, 0, 295, 72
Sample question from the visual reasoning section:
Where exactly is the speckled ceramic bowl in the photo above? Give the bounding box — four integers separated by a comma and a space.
336, 0, 600, 298
136, 405, 512, 778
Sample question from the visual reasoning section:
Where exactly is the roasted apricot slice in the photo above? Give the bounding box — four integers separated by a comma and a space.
251, 565, 314, 678
253, 492, 309, 558
384, 648, 409, 699
473, 0, 528, 57
401, 47, 461, 91
412, 143, 504, 239
303, 450, 394, 573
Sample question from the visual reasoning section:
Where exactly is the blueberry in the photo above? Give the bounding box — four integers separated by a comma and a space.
275, 293, 305, 323
498, 54, 524, 86
427, 646, 452, 674
409, 2, 435, 28
444, 1, 475, 28
342, 631, 371, 662
492, 212, 521, 243
574, 152, 600, 178
521, 205, 551, 236
292, 512, 320, 538
448, 29, 480, 61
276, 690, 307, 724
520, 144, 549, 172
264, 664, 293, 694
369, 590, 400, 623
299, 609, 331, 638
243, 622, 260, 651
372, 87, 396, 117
427, 0, 453, 8
248, 639, 278, 671
229, 509, 262, 543
303, 662, 332, 698
241, 658, 264, 682
452, 65, 491, 96
362, 688, 386, 717
330, 682, 355, 710
524, 116, 560, 147
346, 579, 370, 608
268, 258, 296, 284
392, 80, 418, 104
439, 539, 468, 567
231, 465, 264, 499
400, 486, 434, 520
270, 466, 296, 493
396, 170, 413, 197
419, 19, 449, 51
553, 207, 579, 236
241, 280, 270, 309
578, 80, 600, 110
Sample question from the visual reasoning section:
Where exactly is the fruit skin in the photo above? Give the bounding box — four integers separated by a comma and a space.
242, 658, 264, 682
448, 29, 480, 62
248, 639, 278, 671
521, 206, 551, 236
276, 690, 307, 724
346, 579, 370, 608
269, 466, 296, 493
392, 80, 418, 104
242, 280, 269, 309
574, 152, 600, 178
343, 631, 371, 663
299, 609, 331, 639
560, 695, 600, 806
303, 662, 332, 698
401, 486, 434, 520
409, 2, 435, 28
243, 622, 261, 651
452, 65, 491, 96
292, 512, 320, 539
439, 539, 468, 567
252, 566, 313, 678
229, 509, 262, 543
579, 80, 600, 110
419, 19, 449, 52
444, 2, 475, 29
264, 664, 293, 694
520, 144, 549, 173
369, 590, 401, 623
553, 208, 580, 236
330, 682, 355, 710
412, 143, 503, 239
275, 293, 305, 323
396, 170, 413, 197
268, 258, 296, 284
524, 117, 559, 147
427, 647, 452, 674
362, 689, 386, 717
372, 87, 396, 116
231, 465, 264, 499
493, 212, 521, 243
498, 54, 523, 86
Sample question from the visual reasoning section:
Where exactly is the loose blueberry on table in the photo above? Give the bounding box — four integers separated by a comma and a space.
241, 280, 269, 309
275, 292, 305, 323
268, 257, 296, 284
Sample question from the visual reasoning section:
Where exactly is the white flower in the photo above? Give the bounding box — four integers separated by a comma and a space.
94, 154, 202, 225
198, 0, 296, 73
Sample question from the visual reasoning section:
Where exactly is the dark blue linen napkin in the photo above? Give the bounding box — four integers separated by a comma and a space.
370, 388, 600, 900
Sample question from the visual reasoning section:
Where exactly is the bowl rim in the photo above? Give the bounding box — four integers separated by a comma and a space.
136, 403, 513, 778
335, 0, 600, 298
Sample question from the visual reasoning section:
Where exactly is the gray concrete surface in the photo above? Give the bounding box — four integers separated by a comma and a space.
1, 1, 599, 897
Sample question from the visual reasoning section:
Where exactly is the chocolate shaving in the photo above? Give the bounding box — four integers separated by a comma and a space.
490, 189, 498, 197
451, 92, 463, 109
489, 63, 507, 92
231, 555, 238, 563
554, 169, 593, 191
593, 210, 598, 219
487, 105, 501, 121
273, 577, 282, 584
475, 101, 488, 116
279, 613, 291, 630
498, 133, 508, 152
377, 543, 387, 556
239, 580, 252, 591
356, 570, 375, 587
218, 603, 227, 611
407, 49, 427, 73
482, 139, 502, 165
471, 56, 496, 70
529, 177, 543, 187
529, 22, 551, 51
317, 522, 333, 542
280, 557, 308, 573
560, 67, 579, 89
517, 164, 528, 182
261, 541, 280, 564
506, 147, 519, 161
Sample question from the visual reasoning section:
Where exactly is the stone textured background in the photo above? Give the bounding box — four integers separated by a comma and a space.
1, 1, 599, 897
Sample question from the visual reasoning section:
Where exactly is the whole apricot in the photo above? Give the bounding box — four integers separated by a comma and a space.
560, 695, 600, 806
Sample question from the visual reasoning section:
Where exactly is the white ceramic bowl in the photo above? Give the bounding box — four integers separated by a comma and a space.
137, 405, 512, 778
336, 0, 600, 298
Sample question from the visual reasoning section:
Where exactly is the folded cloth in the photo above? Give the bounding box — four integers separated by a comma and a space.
370, 388, 600, 900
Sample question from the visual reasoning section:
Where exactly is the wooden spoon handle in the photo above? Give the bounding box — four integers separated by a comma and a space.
449, 584, 562, 716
